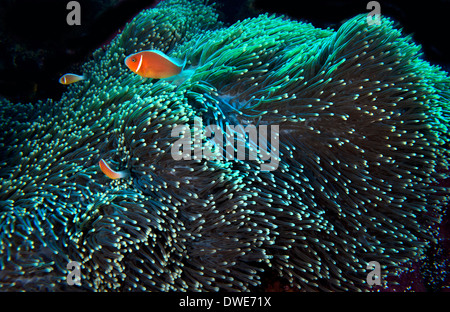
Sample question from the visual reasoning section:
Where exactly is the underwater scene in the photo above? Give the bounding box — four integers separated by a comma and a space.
0, 0, 449, 294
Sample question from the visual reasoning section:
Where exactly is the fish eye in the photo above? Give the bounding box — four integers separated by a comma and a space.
132, 58, 136, 62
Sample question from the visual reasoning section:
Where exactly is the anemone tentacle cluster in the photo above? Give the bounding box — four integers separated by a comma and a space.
0, 0, 449, 291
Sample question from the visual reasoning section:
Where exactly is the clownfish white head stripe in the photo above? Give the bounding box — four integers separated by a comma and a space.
135, 54, 144, 74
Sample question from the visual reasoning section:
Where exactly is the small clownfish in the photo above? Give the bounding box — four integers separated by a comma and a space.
124, 50, 187, 79
99, 159, 130, 179
59, 73, 85, 85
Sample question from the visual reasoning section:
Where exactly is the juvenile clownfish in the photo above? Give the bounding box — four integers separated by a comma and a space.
99, 159, 130, 179
59, 73, 85, 85
124, 50, 187, 79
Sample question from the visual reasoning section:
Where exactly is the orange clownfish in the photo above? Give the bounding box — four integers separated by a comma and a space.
124, 50, 186, 79
59, 73, 85, 85
99, 159, 130, 179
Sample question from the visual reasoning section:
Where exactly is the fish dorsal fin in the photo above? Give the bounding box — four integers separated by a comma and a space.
179, 57, 187, 71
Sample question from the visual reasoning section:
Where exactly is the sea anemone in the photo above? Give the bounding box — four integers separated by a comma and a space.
0, 0, 449, 291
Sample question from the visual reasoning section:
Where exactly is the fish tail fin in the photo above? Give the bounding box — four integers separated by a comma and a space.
163, 62, 197, 86
172, 68, 197, 86
169, 55, 187, 70
121, 169, 131, 179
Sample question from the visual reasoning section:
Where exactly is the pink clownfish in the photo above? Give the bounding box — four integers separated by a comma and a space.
124, 50, 187, 79
59, 73, 85, 85
99, 159, 129, 179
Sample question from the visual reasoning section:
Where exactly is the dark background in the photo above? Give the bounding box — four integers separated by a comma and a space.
0, 0, 449, 292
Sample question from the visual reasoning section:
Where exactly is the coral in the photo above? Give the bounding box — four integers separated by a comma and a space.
1, 0, 450, 291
